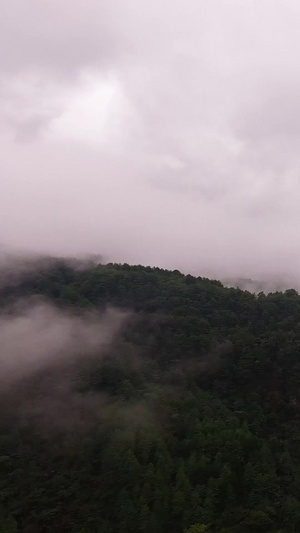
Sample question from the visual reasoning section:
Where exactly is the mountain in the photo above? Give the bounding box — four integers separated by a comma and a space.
223, 275, 300, 294
1, 260, 300, 532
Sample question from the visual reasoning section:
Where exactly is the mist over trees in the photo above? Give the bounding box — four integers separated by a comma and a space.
1, 259, 300, 531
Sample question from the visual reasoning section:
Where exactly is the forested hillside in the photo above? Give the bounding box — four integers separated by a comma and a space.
1, 260, 300, 532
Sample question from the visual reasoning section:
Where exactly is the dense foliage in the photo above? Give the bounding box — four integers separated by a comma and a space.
1, 260, 300, 532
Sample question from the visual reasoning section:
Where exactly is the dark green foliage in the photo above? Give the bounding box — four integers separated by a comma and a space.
1, 260, 300, 531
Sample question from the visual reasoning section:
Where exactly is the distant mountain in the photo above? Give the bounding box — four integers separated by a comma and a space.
223, 276, 300, 294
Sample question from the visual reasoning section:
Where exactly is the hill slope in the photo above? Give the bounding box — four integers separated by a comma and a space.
1, 261, 300, 532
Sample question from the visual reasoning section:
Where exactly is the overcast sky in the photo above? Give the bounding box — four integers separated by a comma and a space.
1, 0, 300, 279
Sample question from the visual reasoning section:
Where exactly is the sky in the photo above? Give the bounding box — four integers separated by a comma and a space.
1, 0, 300, 280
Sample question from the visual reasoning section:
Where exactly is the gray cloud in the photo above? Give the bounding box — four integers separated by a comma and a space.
0, 1, 115, 76
0, 300, 126, 387
1, 1, 300, 280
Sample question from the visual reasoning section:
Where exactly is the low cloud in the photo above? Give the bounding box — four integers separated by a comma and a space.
0, 297, 134, 440
0, 299, 127, 387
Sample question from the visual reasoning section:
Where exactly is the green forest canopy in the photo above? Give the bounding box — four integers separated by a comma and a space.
1, 260, 300, 532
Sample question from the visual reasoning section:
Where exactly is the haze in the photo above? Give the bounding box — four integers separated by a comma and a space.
0, 301, 126, 387
1, 0, 300, 280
